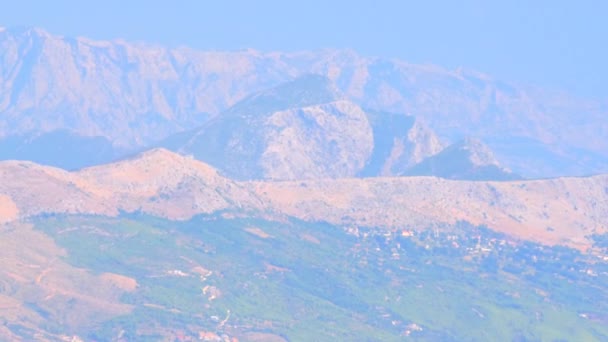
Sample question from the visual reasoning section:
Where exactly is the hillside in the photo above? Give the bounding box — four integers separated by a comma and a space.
253, 175, 608, 249
0, 149, 265, 222
0, 222, 137, 340
1, 149, 606, 248
1, 212, 607, 340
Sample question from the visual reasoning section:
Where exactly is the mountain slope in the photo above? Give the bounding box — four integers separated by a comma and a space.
0, 148, 266, 221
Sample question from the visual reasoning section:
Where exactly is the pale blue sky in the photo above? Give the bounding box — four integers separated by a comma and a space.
2, 0, 607, 98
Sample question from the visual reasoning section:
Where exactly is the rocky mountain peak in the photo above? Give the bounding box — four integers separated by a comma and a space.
403, 137, 520, 181
450, 137, 501, 167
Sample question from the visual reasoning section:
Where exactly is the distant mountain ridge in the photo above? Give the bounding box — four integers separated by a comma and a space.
1, 27, 607, 177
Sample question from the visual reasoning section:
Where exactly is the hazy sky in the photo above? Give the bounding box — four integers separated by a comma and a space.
3, 1, 607, 98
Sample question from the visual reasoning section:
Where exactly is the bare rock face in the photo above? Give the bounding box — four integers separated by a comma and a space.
262, 100, 373, 180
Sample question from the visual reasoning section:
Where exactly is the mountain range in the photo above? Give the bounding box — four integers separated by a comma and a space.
1, 27, 607, 177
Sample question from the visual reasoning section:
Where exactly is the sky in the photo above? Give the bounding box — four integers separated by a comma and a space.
2, 0, 607, 98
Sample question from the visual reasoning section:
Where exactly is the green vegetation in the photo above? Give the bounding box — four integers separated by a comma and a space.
29, 214, 608, 341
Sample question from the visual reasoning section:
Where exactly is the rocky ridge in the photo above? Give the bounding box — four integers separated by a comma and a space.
1, 148, 606, 248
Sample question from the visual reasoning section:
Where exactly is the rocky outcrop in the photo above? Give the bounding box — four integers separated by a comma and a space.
163, 76, 375, 180
403, 137, 521, 180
